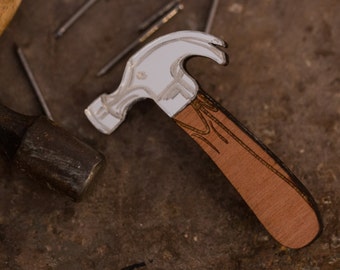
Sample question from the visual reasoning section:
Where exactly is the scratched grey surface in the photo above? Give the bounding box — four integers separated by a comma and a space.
0, 0, 339, 269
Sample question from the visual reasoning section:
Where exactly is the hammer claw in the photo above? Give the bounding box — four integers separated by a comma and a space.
86, 31, 228, 133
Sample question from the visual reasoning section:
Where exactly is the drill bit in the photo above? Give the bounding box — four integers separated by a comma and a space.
96, 2, 184, 77
138, 0, 181, 32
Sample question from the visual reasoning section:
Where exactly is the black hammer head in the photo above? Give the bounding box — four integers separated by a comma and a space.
14, 117, 104, 200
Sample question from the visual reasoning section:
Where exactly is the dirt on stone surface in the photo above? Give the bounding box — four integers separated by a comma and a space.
0, 0, 339, 269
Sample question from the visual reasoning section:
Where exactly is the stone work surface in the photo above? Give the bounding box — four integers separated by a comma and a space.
0, 0, 339, 269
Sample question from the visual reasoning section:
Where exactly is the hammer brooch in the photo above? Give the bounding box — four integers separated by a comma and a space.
85, 31, 321, 249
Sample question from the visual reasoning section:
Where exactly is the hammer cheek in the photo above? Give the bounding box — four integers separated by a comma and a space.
85, 96, 124, 134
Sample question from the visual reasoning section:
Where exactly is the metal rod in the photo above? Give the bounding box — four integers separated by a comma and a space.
55, 0, 99, 39
138, 0, 181, 32
97, 2, 184, 77
205, 0, 219, 33
16, 46, 54, 120
96, 39, 140, 77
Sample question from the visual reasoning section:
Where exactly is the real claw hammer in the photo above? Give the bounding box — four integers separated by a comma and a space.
85, 31, 322, 248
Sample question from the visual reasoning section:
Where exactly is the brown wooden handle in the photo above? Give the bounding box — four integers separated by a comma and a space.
0, 0, 21, 36
174, 90, 321, 249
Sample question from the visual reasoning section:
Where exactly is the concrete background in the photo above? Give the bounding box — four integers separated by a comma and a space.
0, 0, 339, 269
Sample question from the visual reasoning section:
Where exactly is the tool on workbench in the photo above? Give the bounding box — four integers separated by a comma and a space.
204, 0, 219, 33
85, 31, 321, 248
0, 104, 104, 200
96, 0, 183, 77
0, 0, 22, 36
16, 46, 54, 120
11, 45, 105, 200
138, 0, 182, 32
54, 0, 99, 39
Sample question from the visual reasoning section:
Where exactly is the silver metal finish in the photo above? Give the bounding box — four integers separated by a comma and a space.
55, 0, 99, 39
16, 46, 54, 120
85, 31, 227, 134
96, 2, 184, 77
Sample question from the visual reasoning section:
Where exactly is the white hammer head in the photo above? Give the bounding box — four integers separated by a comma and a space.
85, 31, 227, 134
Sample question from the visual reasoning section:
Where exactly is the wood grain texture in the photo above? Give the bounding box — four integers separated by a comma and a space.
0, 0, 21, 36
174, 91, 321, 249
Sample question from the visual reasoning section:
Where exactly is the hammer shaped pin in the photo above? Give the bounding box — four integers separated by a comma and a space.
85, 31, 321, 249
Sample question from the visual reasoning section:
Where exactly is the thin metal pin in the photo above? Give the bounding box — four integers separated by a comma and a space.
138, 0, 181, 32
55, 0, 99, 39
205, 0, 219, 33
97, 3, 184, 77
16, 46, 54, 121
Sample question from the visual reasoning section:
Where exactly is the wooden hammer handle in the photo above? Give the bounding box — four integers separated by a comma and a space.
0, 0, 21, 36
174, 90, 321, 248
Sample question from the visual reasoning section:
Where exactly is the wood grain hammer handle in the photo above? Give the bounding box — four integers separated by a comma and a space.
0, 0, 21, 36
174, 90, 321, 249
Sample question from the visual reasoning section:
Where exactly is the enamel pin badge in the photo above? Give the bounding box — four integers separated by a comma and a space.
85, 31, 321, 249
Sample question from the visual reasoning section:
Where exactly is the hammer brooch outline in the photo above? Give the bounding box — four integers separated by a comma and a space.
85, 31, 321, 249
85, 31, 226, 134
